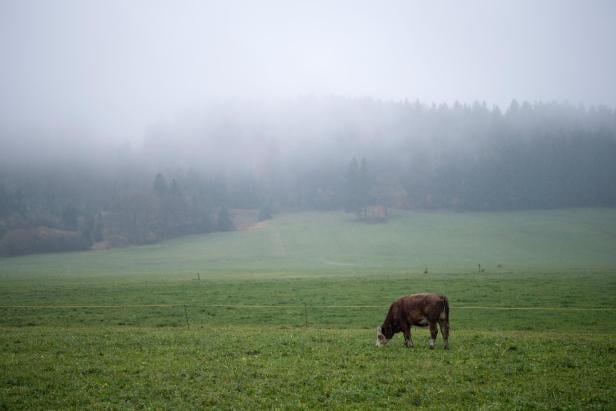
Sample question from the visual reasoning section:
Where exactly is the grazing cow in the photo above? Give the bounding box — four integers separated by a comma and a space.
376, 293, 449, 349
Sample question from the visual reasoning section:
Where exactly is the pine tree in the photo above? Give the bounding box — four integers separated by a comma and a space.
345, 158, 360, 214
153, 173, 168, 197
359, 157, 370, 219
217, 207, 234, 231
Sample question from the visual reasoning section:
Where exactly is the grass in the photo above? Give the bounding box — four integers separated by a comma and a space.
1, 209, 616, 409
1, 272, 615, 331
1, 327, 614, 410
1, 208, 616, 280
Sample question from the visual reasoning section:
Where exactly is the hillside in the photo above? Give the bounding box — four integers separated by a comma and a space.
2, 208, 616, 280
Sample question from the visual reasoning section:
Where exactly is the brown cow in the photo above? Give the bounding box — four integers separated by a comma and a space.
376, 293, 449, 349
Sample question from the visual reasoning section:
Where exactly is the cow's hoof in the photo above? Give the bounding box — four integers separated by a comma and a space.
444, 346, 450, 350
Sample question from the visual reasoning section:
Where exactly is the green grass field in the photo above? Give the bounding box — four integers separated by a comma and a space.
1, 209, 616, 409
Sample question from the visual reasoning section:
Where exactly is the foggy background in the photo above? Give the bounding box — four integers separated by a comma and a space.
1, 0, 615, 147
1, 1, 616, 256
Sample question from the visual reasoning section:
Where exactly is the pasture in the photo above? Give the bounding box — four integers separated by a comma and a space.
1, 209, 616, 409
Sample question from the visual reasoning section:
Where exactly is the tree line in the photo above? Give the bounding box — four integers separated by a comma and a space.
1, 98, 615, 255
0, 170, 237, 256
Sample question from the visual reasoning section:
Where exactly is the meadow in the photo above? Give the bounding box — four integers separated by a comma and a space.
1, 209, 615, 409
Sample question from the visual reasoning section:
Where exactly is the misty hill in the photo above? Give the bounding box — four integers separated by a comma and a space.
1, 98, 616, 256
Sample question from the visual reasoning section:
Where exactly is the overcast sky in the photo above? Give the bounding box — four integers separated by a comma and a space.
1, 0, 615, 144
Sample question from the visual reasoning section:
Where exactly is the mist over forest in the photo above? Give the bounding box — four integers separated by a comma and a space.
1, 98, 615, 256
1, 1, 616, 256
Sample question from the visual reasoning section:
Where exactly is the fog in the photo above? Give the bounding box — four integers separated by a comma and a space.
1, 0, 616, 152
1, 1, 616, 255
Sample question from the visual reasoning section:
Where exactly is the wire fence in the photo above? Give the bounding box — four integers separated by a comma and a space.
1, 303, 614, 329
1, 303, 614, 310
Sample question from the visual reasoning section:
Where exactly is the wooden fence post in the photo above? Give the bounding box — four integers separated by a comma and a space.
183, 305, 190, 329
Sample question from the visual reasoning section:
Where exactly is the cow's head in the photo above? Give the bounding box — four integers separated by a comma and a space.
376, 325, 392, 347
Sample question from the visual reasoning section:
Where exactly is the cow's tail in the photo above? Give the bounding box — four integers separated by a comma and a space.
441, 295, 449, 320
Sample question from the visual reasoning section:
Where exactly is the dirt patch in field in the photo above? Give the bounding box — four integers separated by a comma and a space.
231, 209, 260, 231
248, 220, 269, 231
322, 259, 360, 266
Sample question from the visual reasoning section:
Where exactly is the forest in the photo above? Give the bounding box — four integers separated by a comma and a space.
1, 98, 615, 255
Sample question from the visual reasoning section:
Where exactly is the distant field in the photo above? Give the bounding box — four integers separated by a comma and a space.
2, 208, 616, 280
1, 209, 615, 409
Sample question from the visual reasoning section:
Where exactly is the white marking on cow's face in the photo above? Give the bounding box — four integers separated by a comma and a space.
376, 327, 391, 347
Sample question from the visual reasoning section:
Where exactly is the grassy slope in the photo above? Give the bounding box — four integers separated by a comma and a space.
1, 209, 616, 409
2, 208, 616, 280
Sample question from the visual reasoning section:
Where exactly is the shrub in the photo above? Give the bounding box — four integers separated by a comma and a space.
0, 226, 89, 256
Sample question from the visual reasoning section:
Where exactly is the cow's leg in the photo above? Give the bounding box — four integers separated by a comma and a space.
429, 323, 438, 349
439, 320, 450, 350
403, 326, 413, 347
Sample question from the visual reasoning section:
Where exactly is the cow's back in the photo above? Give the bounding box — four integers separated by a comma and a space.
396, 293, 448, 325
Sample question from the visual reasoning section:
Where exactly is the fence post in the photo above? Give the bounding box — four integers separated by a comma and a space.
183, 305, 190, 329
304, 303, 308, 327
